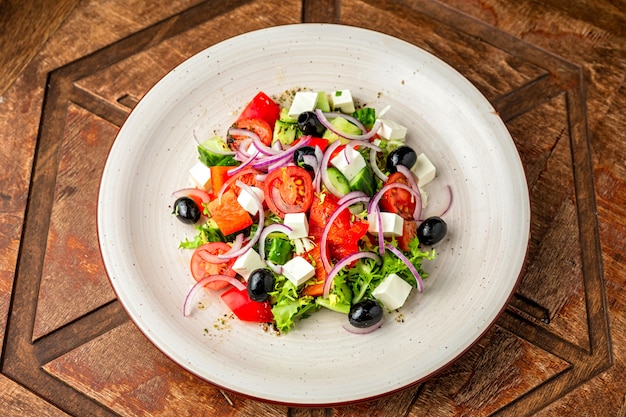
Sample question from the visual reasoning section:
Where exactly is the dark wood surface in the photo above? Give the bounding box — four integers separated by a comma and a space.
1, 0, 625, 415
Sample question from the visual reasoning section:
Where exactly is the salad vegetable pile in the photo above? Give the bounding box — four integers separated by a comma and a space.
171, 89, 451, 334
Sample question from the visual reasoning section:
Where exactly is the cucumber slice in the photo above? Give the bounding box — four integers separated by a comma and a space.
322, 116, 362, 143
349, 165, 376, 197
326, 167, 352, 196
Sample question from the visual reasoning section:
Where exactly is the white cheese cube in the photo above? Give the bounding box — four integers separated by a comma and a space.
283, 212, 309, 239
329, 89, 355, 113
377, 119, 408, 140
236, 186, 264, 215
189, 162, 212, 191
282, 256, 316, 286
372, 273, 413, 310
232, 248, 266, 281
368, 212, 404, 237
330, 146, 366, 182
412, 153, 436, 186
288, 91, 319, 118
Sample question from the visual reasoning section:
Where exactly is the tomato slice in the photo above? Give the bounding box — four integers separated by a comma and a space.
379, 172, 417, 220
221, 286, 274, 322
228, 118, 273, 149
264, 166, 314, 217
207, 189, 253, 236
309, 193, 368, 262
397, 219, 418, 252
216, 167, 264, 196
236, 91, 280, 130
190, 242, 237, 290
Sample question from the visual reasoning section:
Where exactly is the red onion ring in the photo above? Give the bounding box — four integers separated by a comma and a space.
395, 165, 420, 193
320, 195, 371, 272
266, 260, 283, 275
322, 251, 381, 298
217, 233, 244, 259
258, 223, 292, 260
228, 149, 260, 176
369, 182, 422, 221
313, 145, 324, 193
217, 168, 262, 198
342, 320, 383, 334
320, 140, 344, 197
217, 180, 265, 260
183, 275, 245, 316
384, 243, 424, 292
337, 191, 367, 206
370, 147, 388, 182
172, 188, 211, 205
250, 135, 312, 171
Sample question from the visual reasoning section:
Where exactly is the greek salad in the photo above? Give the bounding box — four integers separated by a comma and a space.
171, 89, 451, 334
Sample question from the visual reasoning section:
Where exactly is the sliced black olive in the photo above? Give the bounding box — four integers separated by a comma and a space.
417, 216, 447, 245
297, 111, 325, 136
293, 146, 318, 172
173, 197, 201, 224
348, 299, 383, 328
386, 145, 418, 173
247, 268, 275, 302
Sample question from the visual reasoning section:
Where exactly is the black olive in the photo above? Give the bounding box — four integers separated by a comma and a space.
348, 299, 384, 328
247, 268, 275, 302
386, 145, 418, 173
173, 197, 201, 224
417, 216, 447, 245
297, 111, 325, 136
293, 146, 318, 172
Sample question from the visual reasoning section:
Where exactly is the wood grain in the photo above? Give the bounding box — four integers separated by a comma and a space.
0, 0, 80, 95
1, 0, 625, 416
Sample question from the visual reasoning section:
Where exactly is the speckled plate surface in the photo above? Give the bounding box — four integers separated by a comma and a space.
98, 23, 530, 405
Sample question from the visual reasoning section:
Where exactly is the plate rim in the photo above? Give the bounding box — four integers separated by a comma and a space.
97, 22, 531, 406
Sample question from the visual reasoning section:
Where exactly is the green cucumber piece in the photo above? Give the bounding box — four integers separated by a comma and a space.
349, 165, 376, 197
322, 116, 362, 143
326, 167, 352, 196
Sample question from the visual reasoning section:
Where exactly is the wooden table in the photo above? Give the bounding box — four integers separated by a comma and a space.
1, 1, 625, 415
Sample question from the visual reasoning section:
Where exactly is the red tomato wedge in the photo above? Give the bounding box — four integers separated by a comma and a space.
221, 286, 274, 322
228, 118, 273, 149
236, 91, 280, 130
309, 193, 369, 262
379, 172, 417, 220
190, 242, 237, 290
293, 136, 329, 152
398, 219, 418, 252
300, 244, 327, 297
264, 166, 314, 217
207, 189, 253, 236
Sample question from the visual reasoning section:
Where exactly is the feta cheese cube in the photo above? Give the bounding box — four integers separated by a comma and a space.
372, 273, 413, 310
368, 212, 404, 237
282, 256, 316, 286
232, 248, 266, 281
237, 186, 264, 215
377, 119, 408, 140
329, 89, 355, 113
189, 162, 212, 191
283, 212, 309, 239
412, 153, 436, 186
288, 91, 318, 118
330, 146, 366, 182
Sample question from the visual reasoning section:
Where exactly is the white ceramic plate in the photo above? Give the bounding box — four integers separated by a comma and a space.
98, 24, 530, 405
